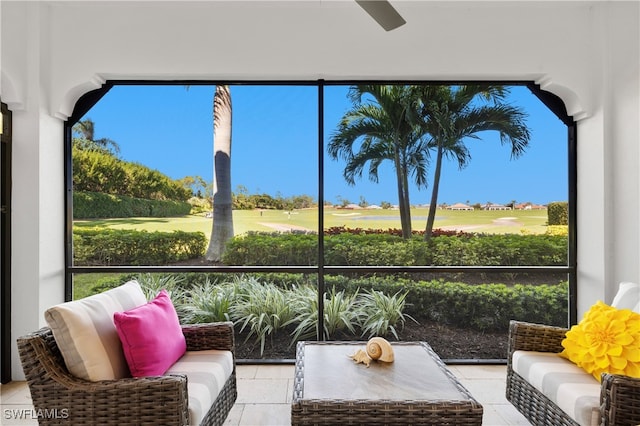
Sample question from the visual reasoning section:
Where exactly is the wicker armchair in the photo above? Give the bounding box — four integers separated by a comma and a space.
506, 320, 640, 426
17, 322, 237, 426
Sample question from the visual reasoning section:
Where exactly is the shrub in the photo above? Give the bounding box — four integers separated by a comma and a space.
134, 273, 187, 301
325, 275, 569, 331
81, 271, 568, 334
74, 228, 206, 265
230, 277, 298, 355
73, 147, 191, 201
426, 234, 568, 266
222, 232, 318, 265
74, 191, 191, 219
324, 226, 470, 237
548, 201, 568, 225
290, 286, 361, 342
324, 233, 431, 265
546, 225, 568, 236
80, 274, 137, 298
357, 289, 417, 339
181, 279, 237, 324
79, 273, 568, 356
223, 232, 567, 267
188, 196, 211, 215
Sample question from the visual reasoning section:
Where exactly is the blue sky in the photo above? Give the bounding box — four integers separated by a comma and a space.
79, 83, 568, 206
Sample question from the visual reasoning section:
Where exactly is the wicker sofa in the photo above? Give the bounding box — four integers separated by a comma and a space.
506, 320, 640, 425
506, 281, 640, 426
18, 322, 237, 426
17, 280, 237, 426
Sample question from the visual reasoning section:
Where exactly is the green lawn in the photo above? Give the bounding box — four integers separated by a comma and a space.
74, 207, 549, 237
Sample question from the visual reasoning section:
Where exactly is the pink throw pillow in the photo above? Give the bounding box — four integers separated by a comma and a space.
114, 290, 186, 377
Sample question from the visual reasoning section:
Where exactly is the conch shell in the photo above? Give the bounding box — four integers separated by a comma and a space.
349, 337, 395, 367
366, 337, 394, 362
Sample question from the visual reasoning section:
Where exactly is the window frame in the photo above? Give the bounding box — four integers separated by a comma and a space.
64, 79, 578, 336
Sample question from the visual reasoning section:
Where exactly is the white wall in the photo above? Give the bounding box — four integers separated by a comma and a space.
1, 0, 638, 379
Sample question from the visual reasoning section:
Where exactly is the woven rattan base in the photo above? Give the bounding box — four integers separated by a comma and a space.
506, 368, 579, 426
506, 320, 640, 426
291, 341, 483, 425
18, 324, 237, 426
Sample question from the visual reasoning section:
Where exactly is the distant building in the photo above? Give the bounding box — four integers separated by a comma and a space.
344, 204, 362, 209
447, 203, 474, 211
483, 203, 512, 210
515, 203, 547, 210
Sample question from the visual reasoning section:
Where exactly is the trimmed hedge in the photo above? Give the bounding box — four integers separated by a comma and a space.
222, 232, 568, 266
223, 232, 318, 265
74, 191, 192, 219
325, 275, 569, 331
74, 228, 206, 265
548, 201, 568, 225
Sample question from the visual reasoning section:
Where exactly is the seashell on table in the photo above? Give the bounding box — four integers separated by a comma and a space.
348, 337, 395, 367
348, 349, 371, 367
366, 337, 395, 362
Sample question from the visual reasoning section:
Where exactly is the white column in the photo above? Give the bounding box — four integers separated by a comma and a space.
7, 2, 65, 380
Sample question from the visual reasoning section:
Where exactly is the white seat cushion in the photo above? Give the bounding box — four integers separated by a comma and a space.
166, 349, 234, 426
512, 351, 601, 426
44, 280, 147, 381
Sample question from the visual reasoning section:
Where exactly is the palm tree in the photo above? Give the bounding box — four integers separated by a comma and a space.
328, 85, 429, 238
73, 118, 95, 140
205, 85, 234, 261
72, 118, 120, 154
417, 85, 530, 241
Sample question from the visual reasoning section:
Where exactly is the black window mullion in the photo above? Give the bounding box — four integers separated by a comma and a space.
317, 81, 325, 341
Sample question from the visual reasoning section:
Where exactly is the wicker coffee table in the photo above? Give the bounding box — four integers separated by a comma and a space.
291, 341, 483, 425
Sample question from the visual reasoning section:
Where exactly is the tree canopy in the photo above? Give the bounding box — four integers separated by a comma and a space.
329, 84, 531, 239
72, 120, 191, 202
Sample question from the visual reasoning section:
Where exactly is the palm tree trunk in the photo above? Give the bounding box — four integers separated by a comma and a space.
206, 85, 234, 261
424, 142, 444, 242
401, 161, 412, 237
393, 150, 412, 239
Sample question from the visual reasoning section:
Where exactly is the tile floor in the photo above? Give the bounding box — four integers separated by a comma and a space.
0, 364, 530, 425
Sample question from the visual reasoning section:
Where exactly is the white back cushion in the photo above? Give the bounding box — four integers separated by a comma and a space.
44, 280, 147, 381
610, 282, 640, 313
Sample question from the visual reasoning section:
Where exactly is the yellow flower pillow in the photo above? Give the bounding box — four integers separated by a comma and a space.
560, 301, 640, 382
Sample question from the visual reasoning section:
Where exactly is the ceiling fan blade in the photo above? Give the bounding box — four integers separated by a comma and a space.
355, 0, 406, 31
